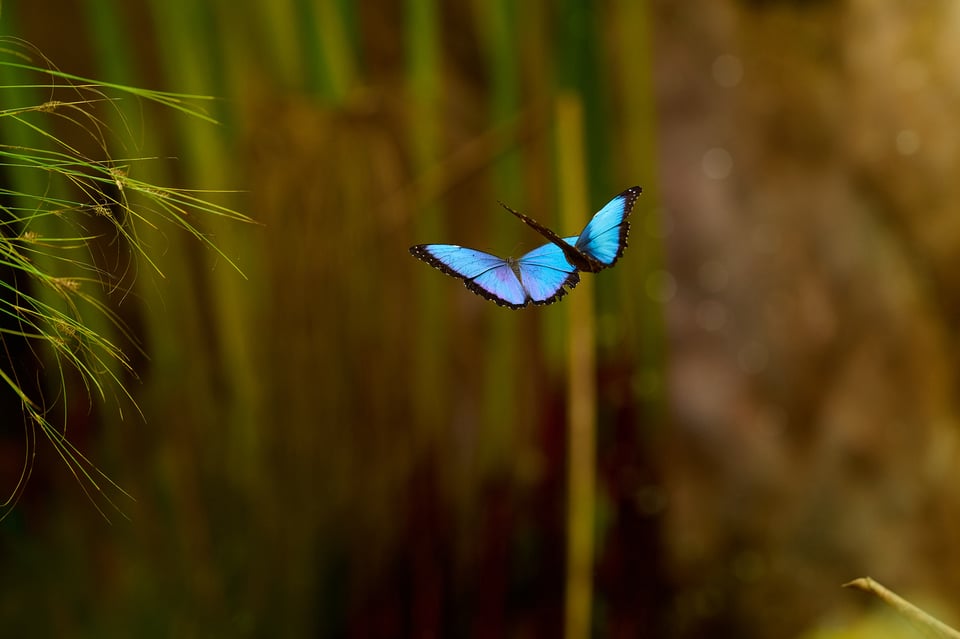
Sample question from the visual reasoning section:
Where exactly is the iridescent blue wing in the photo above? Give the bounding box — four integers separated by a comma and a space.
499, 187, 641, 273
409, 244, 528, 308
514, 239, 581, 305
574, 186, 641, 269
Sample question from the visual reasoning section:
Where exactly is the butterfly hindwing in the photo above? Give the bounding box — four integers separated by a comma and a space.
409, 244, 528, 308
574, 186, 641, 269
514, 239, 580, 305
469, 259, 528, 308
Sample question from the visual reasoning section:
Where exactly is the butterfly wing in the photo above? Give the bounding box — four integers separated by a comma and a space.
409, 244, 529, 308
574, 186, 641, 269
514, 239, 581, 305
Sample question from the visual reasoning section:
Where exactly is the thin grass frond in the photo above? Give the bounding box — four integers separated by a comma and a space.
31, 406, 134, 523
0, 36, 218, 123
1, 143, 250, 277
0, 368, 36, 511
0, 36, 250, 519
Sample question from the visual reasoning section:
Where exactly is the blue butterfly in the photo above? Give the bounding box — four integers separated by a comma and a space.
409, 186, 641, 309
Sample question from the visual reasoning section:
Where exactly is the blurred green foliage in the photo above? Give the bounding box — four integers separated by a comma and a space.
0, 1, 661, 637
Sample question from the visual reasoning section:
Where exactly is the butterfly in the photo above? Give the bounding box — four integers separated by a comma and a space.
409, 186, 641, 309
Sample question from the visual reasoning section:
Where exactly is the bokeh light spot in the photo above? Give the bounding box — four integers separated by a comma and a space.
646, 269, 677, 302
702, 147, 733, 180
698, 260, 729, 292
738, 341, 768, 374
712, 54, 743, 88
696, 299, 727, 332
895, 129, 920, 155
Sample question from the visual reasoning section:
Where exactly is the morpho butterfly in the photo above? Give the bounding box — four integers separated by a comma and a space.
409, 186, 641, 309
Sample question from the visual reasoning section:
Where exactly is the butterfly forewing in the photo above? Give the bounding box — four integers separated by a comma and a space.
574, 186, 641, 268
410, 244, 528, 308
410, 244, 501, 278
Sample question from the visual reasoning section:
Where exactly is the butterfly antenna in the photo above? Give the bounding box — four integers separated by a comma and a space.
497, 200, 524, 220
498, 201, 549, 235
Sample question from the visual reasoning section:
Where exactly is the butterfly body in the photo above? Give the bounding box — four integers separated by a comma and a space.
410, 186, 640, 308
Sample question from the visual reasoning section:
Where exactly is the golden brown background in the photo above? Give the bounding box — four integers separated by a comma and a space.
2, 1, 959, 637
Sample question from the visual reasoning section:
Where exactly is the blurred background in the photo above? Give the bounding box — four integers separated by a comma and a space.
2, 0, 960, 637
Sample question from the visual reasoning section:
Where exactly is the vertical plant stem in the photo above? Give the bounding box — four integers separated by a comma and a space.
142, 0, 249, 624
146, 0, 259, 461
290, 0, 357, 98
556, 92, 596, 639
407, 0, 444, 433
83, 0, 136, 82
474, 0, 521, 470
309, 0, 356, 99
